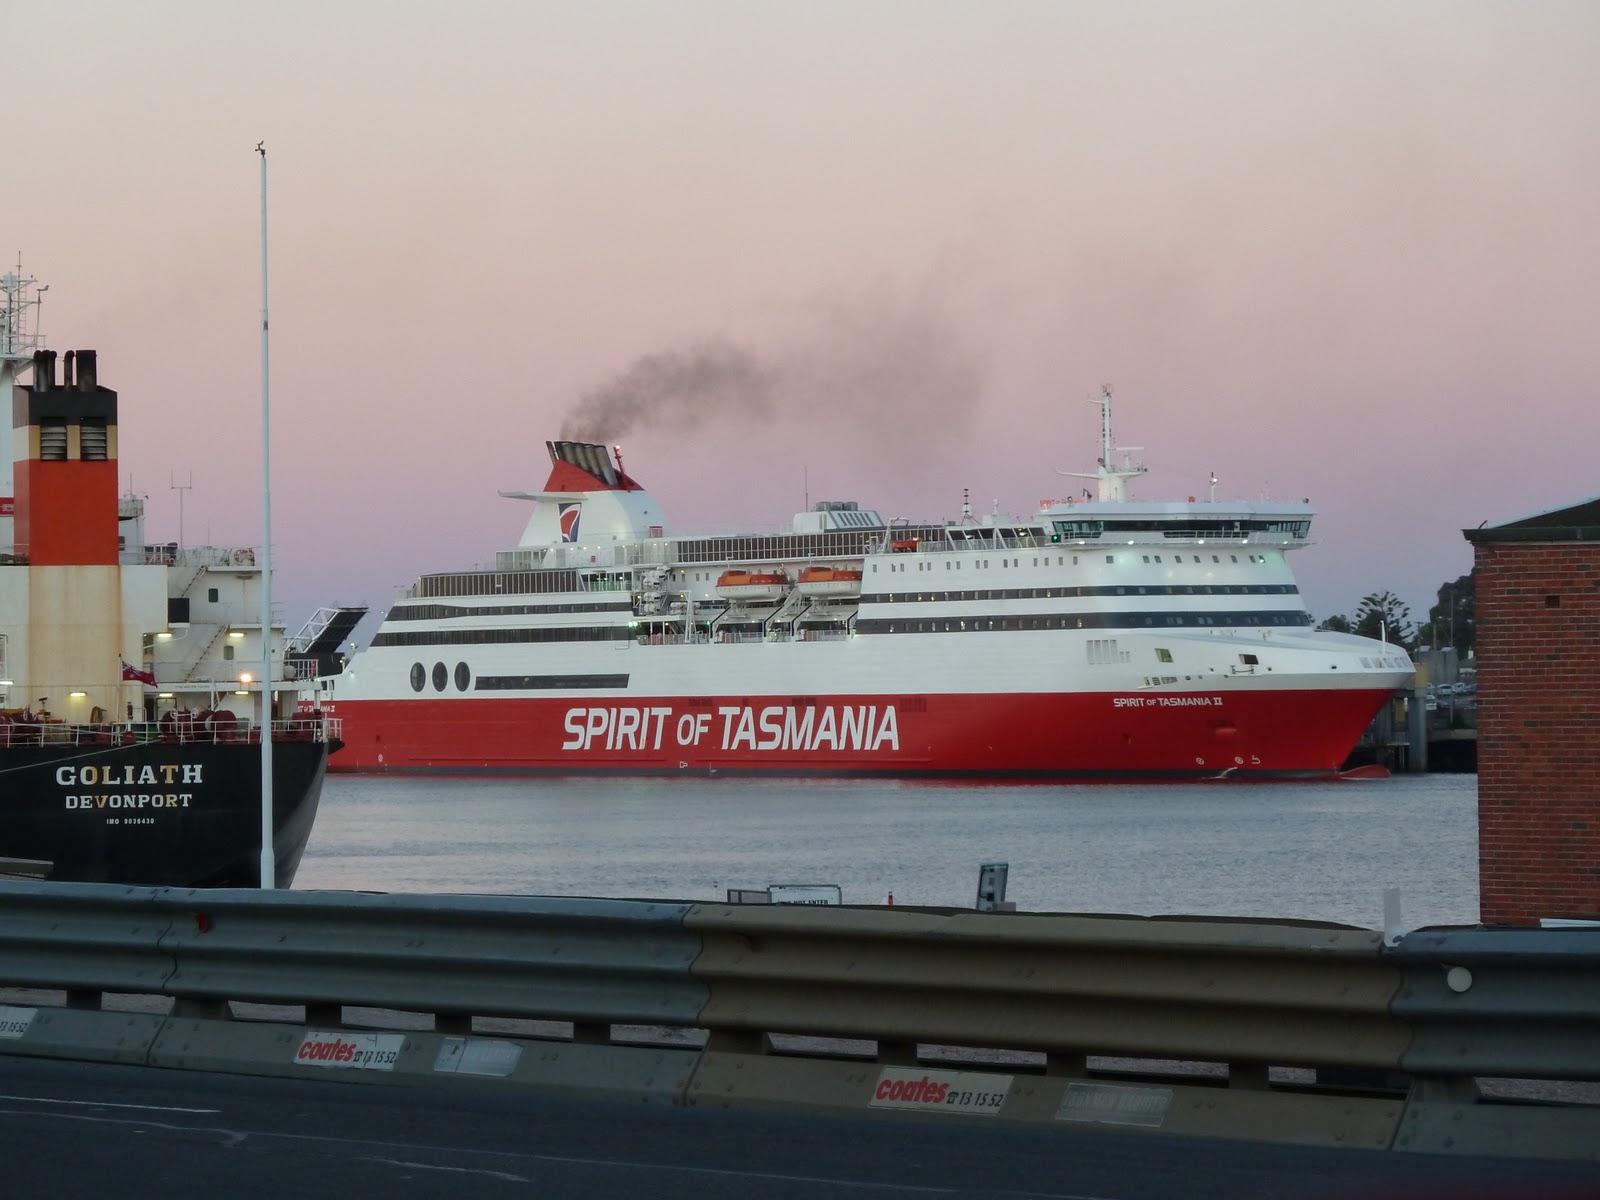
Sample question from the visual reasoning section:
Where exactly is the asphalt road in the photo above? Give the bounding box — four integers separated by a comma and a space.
1, 1057, 1596, 1200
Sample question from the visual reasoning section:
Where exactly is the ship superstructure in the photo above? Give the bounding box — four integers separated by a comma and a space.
317, 389, 1413, 777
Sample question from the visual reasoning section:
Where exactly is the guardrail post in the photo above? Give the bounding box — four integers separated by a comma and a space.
877, 1040, 917, 1066
1045, 1052, 1087, 1077
306, 1003, 342, 1027
173, 997, 229, 1021
1230, 1063, 1271, 1089
705, 1030, 771, 1055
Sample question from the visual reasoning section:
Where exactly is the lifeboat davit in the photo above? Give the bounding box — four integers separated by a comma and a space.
796, 565, 863, 600
715, 568, 790, 604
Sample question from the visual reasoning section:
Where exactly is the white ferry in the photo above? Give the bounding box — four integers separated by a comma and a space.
315, 389, 1413, 777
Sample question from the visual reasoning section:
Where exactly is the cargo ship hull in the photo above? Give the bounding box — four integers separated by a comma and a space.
2, 737, 331, 886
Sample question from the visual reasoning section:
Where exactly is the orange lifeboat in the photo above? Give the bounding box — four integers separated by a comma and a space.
796, 565, 863, 600
715, 568, 790, 604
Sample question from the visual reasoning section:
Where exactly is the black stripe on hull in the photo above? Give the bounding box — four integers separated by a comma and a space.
1, 739, 333, 887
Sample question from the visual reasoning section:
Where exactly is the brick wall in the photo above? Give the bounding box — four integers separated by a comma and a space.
1474, 541, 1600, 924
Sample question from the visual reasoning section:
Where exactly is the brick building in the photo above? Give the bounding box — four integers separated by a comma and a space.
1465, 498, 1600, 925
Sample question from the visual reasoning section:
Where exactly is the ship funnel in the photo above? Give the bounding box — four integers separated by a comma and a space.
32, 349, 57, 391
76, 349, 97, 392
63, 349, 76, 388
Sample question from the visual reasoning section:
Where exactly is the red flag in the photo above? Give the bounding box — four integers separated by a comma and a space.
121, 659, 157, 687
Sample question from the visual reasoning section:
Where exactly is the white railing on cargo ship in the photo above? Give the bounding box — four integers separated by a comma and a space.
0, 714, 341, 748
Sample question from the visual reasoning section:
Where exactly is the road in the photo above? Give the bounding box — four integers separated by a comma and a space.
1, 1057, 1595, 1199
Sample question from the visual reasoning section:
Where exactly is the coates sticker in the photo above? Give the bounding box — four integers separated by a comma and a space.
870, 1068, 1012, 1115
0, 1005, 37, 1039
294, 1031, 405, 1071
558, 502, 582, 542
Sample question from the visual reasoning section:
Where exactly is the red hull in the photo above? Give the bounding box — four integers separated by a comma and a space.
321, 688, 1394, 778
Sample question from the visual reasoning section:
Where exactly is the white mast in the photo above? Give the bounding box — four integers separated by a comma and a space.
0, 259, 46, 557
1057, 384, 1148, 502
257, 143, 276, 890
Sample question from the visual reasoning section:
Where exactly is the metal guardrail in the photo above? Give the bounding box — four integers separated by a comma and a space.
1385, 927, 1600, 1079
685, 905, 1408, 1069
1, 882, 1597, 1161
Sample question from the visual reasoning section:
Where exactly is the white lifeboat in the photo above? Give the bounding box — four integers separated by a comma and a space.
715, 568, 790, 604
796, 566, 862, 600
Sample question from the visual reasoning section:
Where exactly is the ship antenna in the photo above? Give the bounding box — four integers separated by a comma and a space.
1055, 384, 1147, 502
256, 140, 277, 891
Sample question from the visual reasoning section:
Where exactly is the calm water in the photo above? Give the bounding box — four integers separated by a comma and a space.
293, 772, 1479, 931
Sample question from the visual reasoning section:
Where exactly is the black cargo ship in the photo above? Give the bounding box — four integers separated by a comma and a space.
1, 267, 338, 886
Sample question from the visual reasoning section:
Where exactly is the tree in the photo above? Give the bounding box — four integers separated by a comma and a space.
1352, 591, 1413, 648
1317, 613, 1353, 633
1423, 572, 1475, 658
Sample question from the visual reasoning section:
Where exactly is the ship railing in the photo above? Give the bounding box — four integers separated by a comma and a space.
0, 715, 342, 748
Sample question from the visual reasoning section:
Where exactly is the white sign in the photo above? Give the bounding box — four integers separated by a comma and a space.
869, 1068, 1012, 1115
293, 1031, 405, 1071
434, 1037, 522, 1077
768, 884, 842, 906
0, 1005, 36, 1039
1056, 1082, 1173, 1128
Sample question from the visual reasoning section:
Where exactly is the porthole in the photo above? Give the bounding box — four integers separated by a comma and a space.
432, 661, 448, 691
454, 662, 471, 692
410, 662, 425, 693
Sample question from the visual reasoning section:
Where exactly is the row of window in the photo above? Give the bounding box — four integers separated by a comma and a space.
407, 663, 635, 693
1052, 518, 1311, 539
378, 626, 634, 648
677, 528, 945, 565
879, 551, 1275, 573
856, 610, 1314, 635
415, 568, 581, 599
862, 584, 1298, 604
389, 600, 633, 621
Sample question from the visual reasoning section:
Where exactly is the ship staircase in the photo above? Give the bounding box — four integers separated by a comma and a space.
760, 587, 810, 641
175, 622, 232, 684
286, 606, 369, 678
169, 557, 207, 602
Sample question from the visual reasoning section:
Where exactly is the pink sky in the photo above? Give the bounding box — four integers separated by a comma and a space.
12, 1, 1599, 641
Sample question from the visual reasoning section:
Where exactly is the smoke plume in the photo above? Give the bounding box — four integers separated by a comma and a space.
559, 289, 984, 445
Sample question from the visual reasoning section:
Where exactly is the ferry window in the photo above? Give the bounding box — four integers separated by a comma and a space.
1142, 556, 1150, 564
1105, 556, 1113, 564
208, 588, 219, 603
1230, 555, 1238, 563
410, 663, 425, 692
454, 662, 471, 691
1212, 555, 1219, 563
1240, 654, 1259, 665
1154, 556, 1162, 563
432, 662, 448, 691
223, 644, 234, 661
1156, 649, 1173, 663
1193, 556, 1201, 563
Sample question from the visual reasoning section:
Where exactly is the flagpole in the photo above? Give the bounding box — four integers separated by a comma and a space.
257, 141, 276, 890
